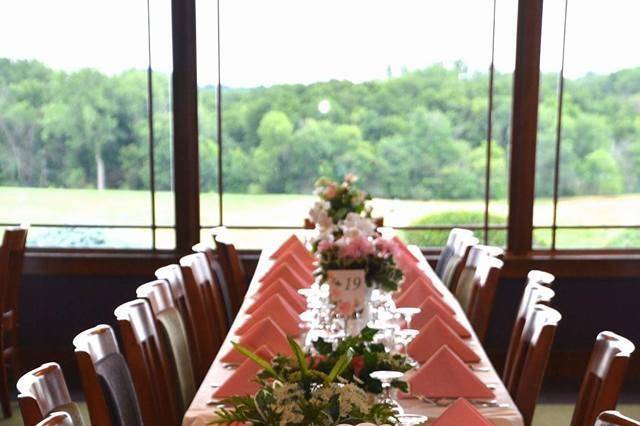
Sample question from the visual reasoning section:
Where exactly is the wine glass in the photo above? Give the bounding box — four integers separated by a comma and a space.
370, 370, 405, 415
396, 413, 428, 425
395, 328, 419, 367
395, 307, 421, 328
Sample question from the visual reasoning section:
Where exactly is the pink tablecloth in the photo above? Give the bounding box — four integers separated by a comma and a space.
182, 243, 524, 426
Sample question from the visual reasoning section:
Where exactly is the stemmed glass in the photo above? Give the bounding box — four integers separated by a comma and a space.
395, 328, 419, 367
395, 307, 421, 328
395, 413, 428, 425
370, 370, 405, 415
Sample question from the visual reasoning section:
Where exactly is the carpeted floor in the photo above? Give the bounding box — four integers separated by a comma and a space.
0, 402, 638, 425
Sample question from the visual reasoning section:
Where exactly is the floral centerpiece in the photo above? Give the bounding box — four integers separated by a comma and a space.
315, 213, 404, 293
309, 173, 372, 231
313, 327, 411, 395
211, 338, 398, 425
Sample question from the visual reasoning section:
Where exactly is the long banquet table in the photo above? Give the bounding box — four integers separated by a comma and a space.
183, 242, 524, 426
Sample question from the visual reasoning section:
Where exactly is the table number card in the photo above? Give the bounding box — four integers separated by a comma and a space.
327, 269, 366, 316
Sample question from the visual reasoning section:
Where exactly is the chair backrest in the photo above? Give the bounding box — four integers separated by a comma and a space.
16, 363, 85, 426
434, 228, 474, 278
36, 412, 75, 426
455, 246, 504, 342
192, 243, 234, 322
511, 305, 562, 426
154, 264, 202, 373
596, 410, 640, 426
136, 280, 196, 414
503, 278, 556, 384
114, 300, 180, 426
179, 253, 228, 380
211, 227, 248, 313
442, 235, 479, 291
0, 226, 28, 337
571, 332, 635, 426
73, 324, 142, 426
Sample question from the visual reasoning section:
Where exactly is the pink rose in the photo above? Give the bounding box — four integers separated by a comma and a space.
324, 183, 337, 199
318, 239, 333, 252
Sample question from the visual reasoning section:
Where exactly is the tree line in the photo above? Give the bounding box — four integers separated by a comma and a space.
1, 58, 638, 200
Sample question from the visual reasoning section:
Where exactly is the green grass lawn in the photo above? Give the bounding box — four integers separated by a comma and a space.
1, 186, 639, 249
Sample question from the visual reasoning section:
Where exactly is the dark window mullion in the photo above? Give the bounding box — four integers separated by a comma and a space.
550, 0, 569, 251
484, 0, 498, 246
216, 0, 224, 227
146, 0, 157, 250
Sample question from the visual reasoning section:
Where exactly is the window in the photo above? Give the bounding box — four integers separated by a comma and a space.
198, 0, 518, 249
534, 0, 640, 249
0, 0, 175, 249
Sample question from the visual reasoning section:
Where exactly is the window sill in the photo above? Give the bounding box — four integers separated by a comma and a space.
22, 248, 640, 278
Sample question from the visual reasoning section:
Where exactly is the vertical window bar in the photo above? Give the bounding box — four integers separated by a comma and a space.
551, 0, 569, 250
484, 0, 498, 245
146, 0, 157, 250
216, 0, 224, 226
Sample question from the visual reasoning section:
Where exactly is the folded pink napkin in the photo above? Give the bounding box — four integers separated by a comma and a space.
250, 278, 306, 313
260, 263, 312, 289
431, 398, 494, 425
408, 316, 480, 363
220, 318, 291, 363
409, 346, 494, 399
211, 357, 261, 397
270, 235, 314, 264
401, 263, 428, 287
261, 253, 314, 284
401, 274, 442, 296
396, 285, 454, 316
236, 294, 301, 336
412, 297, 471, 338
393, 236, 419, 262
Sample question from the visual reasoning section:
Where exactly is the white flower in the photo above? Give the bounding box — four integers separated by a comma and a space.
309, 201, 334, 231
341, 213, 377, 238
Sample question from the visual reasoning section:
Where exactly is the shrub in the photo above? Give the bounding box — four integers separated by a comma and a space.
402, 211, 507, 248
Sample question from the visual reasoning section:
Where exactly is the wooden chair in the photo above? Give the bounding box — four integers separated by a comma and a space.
114, 300, 181, 426
509, 305, 562, 426
16, 363, 86, 426
442, 234, 479, 292
0, 225, 28, 417
179, 253, 228, 381
191, 243, 234, 323
35, 412, 74, 426
454, 245, 504, 342
434, 228, 473, 278
503, 278, 556, 384
596, 410, 640, 426
211, 227, 249, 314
136, 280, 196, 414
154, 264, 203, 380
570, 332, 635, 426
73, 324, 142, 426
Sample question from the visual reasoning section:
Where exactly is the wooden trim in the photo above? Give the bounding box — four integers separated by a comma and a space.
171, 0, 200, 253
507, 0, 544, 254
20, 249, 640, 278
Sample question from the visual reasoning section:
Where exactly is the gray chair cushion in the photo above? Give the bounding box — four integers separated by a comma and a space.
95, 352, 143, 426
158, 308, 196, 412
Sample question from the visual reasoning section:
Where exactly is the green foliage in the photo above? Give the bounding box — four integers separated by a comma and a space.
1, 58, 638, 201
406, 211, 507, 247
313, 326, 411, 395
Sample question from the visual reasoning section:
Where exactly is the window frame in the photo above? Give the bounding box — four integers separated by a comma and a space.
13, 0, 640, 279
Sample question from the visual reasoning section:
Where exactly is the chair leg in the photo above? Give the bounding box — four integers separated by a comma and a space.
0, 359, 11, 418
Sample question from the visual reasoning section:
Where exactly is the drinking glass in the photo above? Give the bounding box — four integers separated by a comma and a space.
396, 413, 428, 425
395, 307, 421, 328
395, 328, 419, 367
370, 370, 405, 415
